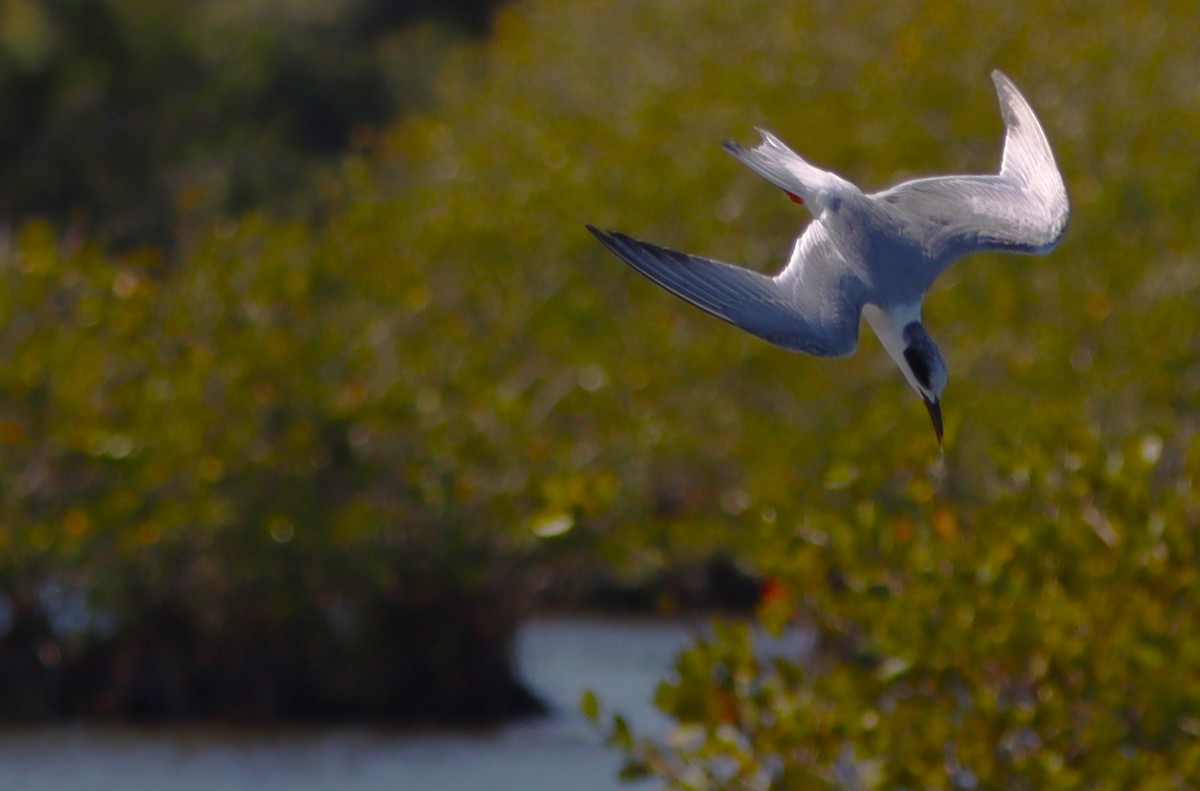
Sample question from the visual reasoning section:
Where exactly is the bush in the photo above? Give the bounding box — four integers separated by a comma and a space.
4, 0, 1200, 778
0, 0, 503, 250
0, 217, 550, 719
370, 0, 1200, 785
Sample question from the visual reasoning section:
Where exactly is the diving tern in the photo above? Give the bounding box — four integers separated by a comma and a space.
587, 71, 1068, 445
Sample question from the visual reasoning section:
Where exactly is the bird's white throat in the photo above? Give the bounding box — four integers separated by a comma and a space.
863, 302, 924, 391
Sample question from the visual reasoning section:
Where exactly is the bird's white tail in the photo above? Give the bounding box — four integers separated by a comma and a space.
723, 129, 856, 211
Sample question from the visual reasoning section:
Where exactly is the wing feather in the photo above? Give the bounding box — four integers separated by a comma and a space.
871, 70, 1069, 288
587, 225, 864, 357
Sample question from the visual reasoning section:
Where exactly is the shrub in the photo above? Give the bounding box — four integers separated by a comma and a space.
376, 0, 1200, 785
4, 0, 1200, 778
0, 0, 503, 249
0, 218, 548, 719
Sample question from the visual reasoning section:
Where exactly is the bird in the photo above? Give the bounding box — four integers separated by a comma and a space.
587, 70, 1068, 446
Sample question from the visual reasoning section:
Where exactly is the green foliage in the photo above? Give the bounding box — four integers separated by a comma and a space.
345, 0, 1200, 785
2, 0, 1200, 777
0, 0, 499, 249
0, 214, 557, 718
0, 205, 554, 605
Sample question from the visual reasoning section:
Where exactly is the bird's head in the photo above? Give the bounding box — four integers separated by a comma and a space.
862, 304, 949, 446
899, 322, 948, 446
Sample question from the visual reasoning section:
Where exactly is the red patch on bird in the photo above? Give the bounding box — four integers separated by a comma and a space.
785, 191, 805, 204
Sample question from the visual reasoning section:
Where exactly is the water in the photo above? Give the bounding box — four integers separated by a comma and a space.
0, 617, 701, 791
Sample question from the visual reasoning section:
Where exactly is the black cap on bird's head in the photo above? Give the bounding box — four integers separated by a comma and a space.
901, 323, 948, 446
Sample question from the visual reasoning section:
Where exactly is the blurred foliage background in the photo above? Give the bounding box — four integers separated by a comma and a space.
0, 0, 497, 250
3, 0, 1200, 785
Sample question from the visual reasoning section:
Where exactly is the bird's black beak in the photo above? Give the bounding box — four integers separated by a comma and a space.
923, 395, 943, 447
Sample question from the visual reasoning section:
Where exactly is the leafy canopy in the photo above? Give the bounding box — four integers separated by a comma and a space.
3, 0, 1200, 777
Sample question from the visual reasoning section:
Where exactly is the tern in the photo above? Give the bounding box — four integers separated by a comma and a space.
587, 71, 1068, 445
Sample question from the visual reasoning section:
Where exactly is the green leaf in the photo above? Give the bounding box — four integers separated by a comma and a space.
610, 714, 633, 750
617, 760, 653, 782
580, 689, 600, 722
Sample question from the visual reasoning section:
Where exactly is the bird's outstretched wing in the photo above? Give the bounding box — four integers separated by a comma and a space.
587, 224, 865, 357
873, 70, 1070, 290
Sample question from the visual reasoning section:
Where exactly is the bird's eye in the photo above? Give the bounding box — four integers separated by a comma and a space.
904, 347, 933, 390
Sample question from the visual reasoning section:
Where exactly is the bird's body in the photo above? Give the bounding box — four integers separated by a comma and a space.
587, 71, 1069, 443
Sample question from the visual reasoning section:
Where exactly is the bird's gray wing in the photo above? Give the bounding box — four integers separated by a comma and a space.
872, 70, 1070, 291
587, 224, 865, 357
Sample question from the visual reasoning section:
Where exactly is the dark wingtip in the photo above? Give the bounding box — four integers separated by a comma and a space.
721, 140, 743, 156
586, 225, 635, 259
585, 224, 612, 244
